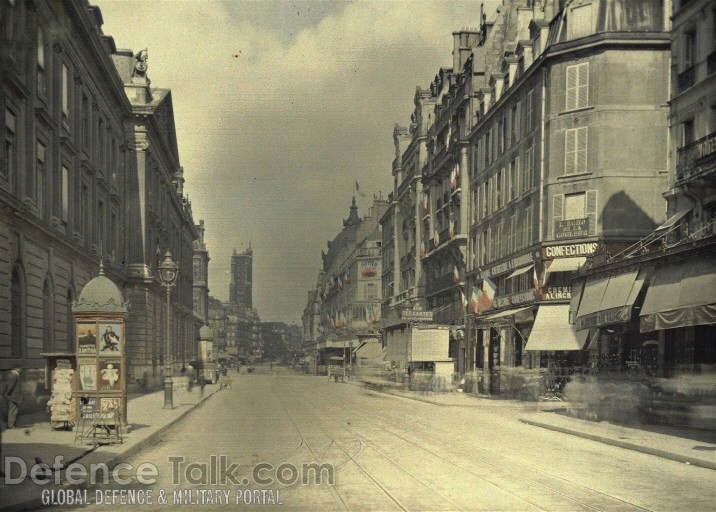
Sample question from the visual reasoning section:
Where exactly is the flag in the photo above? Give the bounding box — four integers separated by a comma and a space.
450, 165, 458, 189
433, 228, 440, 247
478, 277, 496, 313
422, 192, 429, 211
449, 217, 455, 238
452, 265, 460, 283
541, 260, 551, 287
461, 290, 468, 310
470, 287, 480, 314
533, 266, 541, 291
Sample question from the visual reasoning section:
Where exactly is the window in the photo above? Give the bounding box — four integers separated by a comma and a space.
11, 266, 24, 358
565, 62, 589, 110
43, 279, 54, 352
98, 118, 104, 166
61, 64, 70, 119
525, 90, 533, 132
4, 109, 16, 181
81, 94, 89, 148
110, 210, 118, 259
511, 102, 519, 145
61, 165, 70, 222
524, 145, 533, 192
683, 118, 695, 146
497, 118, 504, 155
568, 3, 594, 39
509, 158, 517, 201
36, 142, 46, 213
565, 127, 588, 174
97, 199, 105, 253
683, 28, 697, 69
37, 28, 46, 96
484, 131, 491, 167
81, 180, 89, 239
65, 288, 74, 351
564, 192, 586, 220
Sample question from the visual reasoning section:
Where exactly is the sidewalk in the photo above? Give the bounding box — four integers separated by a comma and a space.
353, 375, 716, 470
1, 384, 220, 511
520, 410, 716, 470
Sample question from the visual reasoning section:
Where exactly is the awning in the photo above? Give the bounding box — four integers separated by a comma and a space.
655, 208, 691, 231
640, 256, 716, 332
575, 268, 646, 329
525, 305, 584, 351
506, 264, 534, 279
480, 306, 533, 321
582, 327, 600, 350
546, 257, 586, 274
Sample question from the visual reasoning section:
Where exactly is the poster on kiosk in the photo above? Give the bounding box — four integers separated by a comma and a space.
72, 265, 128, 429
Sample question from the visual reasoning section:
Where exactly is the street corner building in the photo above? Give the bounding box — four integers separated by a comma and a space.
0, 0, 211, 411
303, 197, 388, 375
368, 0, 713, 408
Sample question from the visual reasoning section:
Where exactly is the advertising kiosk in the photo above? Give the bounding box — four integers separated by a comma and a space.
72, 264, 128, 444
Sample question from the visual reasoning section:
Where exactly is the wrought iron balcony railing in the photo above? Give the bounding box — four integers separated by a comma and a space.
676, 129, 716, 183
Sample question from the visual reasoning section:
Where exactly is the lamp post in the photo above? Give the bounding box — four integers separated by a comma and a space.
158, 251, 179, 409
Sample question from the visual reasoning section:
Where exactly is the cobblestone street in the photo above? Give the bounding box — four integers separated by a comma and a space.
59, 372, 715, 511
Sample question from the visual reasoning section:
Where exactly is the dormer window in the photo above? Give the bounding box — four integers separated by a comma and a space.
568, 2, 594, 40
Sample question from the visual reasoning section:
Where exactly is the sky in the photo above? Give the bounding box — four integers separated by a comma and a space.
95, 0, 494, 324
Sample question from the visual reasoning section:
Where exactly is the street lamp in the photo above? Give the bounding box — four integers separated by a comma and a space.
158, 251, 179, 409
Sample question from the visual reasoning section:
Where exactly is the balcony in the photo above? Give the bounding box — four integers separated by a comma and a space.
676, 130, 716, 183
425, 272, 461, 297
677, 66, 696, 94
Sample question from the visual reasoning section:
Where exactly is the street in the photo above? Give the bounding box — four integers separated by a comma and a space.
60, 371, 715, 512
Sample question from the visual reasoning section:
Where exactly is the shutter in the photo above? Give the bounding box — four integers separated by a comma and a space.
577, 63, 589, 108
565, 129, 576, 174
515, 156, 521, 198
552, 194, 564, 237
577, 127, 588, 172
585, 189, 598, 234
566, 65, 578, 110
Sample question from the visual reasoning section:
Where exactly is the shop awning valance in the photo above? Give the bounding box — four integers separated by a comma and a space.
506, 264, 534, 279
640, 256, 716, 332
480, 306, 533, 321
546, 257, 586, 274
575, 269, 646, 329
525, 305, 584, 351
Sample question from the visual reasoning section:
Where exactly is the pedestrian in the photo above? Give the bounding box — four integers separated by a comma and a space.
199, 375, 206, 398
3, 368, 22, 429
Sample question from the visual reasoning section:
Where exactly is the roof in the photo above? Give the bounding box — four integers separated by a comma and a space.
74, 264, 127, 313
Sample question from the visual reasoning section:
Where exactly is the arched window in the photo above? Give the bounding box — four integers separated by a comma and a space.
42, 278, 54, 352
10, 266, 24, 358
66, 287, 74, 352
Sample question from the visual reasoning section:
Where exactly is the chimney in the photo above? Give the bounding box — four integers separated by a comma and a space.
506, 55, 519, 86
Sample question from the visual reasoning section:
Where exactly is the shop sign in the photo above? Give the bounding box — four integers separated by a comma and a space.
542, 242, 598, 259
494, 290, 534, 308
577, 306, 631, 330
541, 286, 572, 301
359, 260, 378, 278
478, 252, 534, 279
400, 309, 433, 322
555, 218, 590, 239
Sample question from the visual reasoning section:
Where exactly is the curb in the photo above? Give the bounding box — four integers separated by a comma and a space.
519, 417, 716, 471
0, 388, 222, 512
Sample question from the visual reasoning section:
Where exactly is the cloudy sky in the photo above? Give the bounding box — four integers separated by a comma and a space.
96, 0, 492, 324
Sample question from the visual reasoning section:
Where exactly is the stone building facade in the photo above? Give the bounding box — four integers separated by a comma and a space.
1, 0, 131, 405
0, 0, 204, 404
464, 0, 670, 395
111, 48, 200, 386
229, 246, 252, 309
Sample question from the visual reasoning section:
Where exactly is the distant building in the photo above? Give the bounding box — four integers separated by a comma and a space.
229, 246, 253, 309
193, 220, 210, 324
304, 197, 388, 371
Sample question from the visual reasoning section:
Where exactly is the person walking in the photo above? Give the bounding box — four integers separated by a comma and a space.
4, 368, 22, 429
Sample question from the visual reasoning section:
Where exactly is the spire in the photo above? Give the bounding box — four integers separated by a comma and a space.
343, 196, 360, 227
